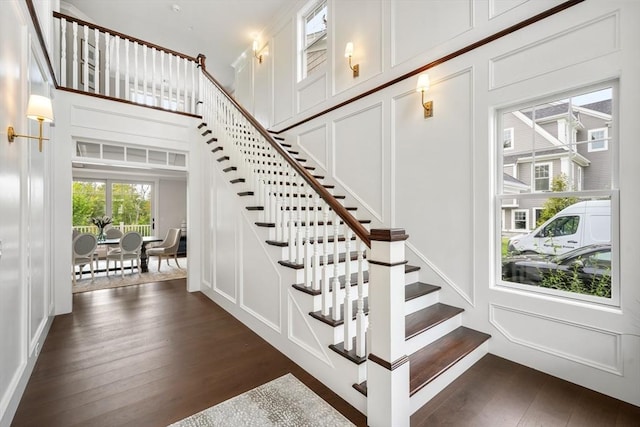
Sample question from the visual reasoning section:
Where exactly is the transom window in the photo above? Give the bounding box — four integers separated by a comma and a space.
497, 83, 618, 304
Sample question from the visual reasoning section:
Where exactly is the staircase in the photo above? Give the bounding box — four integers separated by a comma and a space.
197, 112, 491, 423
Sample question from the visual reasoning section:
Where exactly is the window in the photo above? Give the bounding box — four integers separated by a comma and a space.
300, 0, 327, 80
534, 163, 551, 191
497, 84, 617, 303
588, 127, 608, 152
513, 210, 528, 230
503, 128, 514, 150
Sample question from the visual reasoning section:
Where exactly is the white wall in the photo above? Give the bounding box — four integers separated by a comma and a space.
230, 0, 640, 406
0, 1, 56, 425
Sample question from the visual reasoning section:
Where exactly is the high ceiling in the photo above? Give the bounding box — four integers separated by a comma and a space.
61, 0, 293, 90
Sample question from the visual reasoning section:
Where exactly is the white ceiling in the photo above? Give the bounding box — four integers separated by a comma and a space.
61, 0, 293, 90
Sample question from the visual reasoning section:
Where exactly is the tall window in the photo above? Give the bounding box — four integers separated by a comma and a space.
497, 84, 617, 303
300, 0, 327, 80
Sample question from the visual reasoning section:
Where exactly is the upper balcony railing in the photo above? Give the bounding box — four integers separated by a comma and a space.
53, 12, 201, 116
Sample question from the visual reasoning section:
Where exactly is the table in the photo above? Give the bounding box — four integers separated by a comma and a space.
99, 235, 163, 273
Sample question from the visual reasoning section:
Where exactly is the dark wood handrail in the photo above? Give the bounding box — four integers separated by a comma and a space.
271, 0, 584, 134
27, 0, 59, 88
198, 55, 371, 247
53, 11, 199, 63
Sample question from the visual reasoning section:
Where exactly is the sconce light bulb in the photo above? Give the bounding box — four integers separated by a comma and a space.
416, 73, 430, 93
344, 42, 354, 58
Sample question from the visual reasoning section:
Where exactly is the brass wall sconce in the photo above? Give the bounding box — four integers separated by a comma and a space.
344, 42, 359, 78
7, 94, 54, 152
416, 73, 433, 118
252, 39, 267, 64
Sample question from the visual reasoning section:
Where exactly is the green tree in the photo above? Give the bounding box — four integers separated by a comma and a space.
536, 174, 579, 227
72, 181, 106, 226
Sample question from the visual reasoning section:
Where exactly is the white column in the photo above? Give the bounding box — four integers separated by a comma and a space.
366, 228, 410, 427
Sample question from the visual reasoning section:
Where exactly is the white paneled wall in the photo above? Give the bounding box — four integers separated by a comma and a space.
230, 0, 640, 407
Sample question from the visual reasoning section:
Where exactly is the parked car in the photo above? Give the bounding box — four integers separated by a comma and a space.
507, 200, 610, 256
502, 244, 611, 296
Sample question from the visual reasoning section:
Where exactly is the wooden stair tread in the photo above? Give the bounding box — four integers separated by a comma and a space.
267, 234, 356, 248
409, 326, 490, 396
279, 251, 362, 270
292, 270, 370, 296
256, 219, 371, 228
405, 303, 464, 340
309, 298, 369, 327
329, 338, 366, 365
405, 282, 440, 302
353, 381, 367, 396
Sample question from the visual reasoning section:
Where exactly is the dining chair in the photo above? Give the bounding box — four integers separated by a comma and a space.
72, 233, 98, 284
146, 228, 182, 271
94, 227, 124, 270
106, 231, 143, 277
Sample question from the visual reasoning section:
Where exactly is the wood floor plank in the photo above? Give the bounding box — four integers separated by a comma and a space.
12, 280, 366, 427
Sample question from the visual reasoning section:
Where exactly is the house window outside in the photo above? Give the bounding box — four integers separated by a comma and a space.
513, 209, 528, 231
588, 127, 608, 152
497, 84, 617, 304
300, 0, 327, 80
534, 163, 551, 191
503, 128, 514, 150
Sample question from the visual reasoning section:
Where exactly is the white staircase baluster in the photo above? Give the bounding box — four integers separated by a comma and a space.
124, 39, 130, 100
60, 18, 67, 87
115, 36, 120, 98
275, 166, 283, 242
356, 237, 367, 358
104, 32, 110, 96
94, 28, 100, 94
296, 179, 304, 265
168, 53, 173, 108
176, 55, 181, 110
321, 208, 330, 315
72, 22, 78, 89
151, 48, 157, 106
332, 212, 341, 322
304, 186, 312, 287
160, 50, 165, 106
343, 228, 353, 351
133, 41, 139, 100
312, 195, 320, 291
183, 57, 188, 112
82, 26, 89, 91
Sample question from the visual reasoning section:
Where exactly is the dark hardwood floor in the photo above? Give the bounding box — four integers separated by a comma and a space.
12, 279, 639, 426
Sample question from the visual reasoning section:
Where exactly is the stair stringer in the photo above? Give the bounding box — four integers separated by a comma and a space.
199, 152, 368, 414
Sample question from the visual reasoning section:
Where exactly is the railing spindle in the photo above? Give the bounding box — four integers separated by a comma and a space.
343, 228, 353, 351
356, 237, 367, 358
94, 28, 100, 94
104, 32, 110, 96
332, 212, 341, 322
60, 18, 67, 87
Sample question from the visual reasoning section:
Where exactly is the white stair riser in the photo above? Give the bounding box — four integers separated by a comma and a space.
404, 291, 439, 316
405, 315, 462, 356
409, 342, 488, 414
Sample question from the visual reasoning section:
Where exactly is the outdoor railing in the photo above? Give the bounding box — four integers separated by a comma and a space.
73, 224, 152, 237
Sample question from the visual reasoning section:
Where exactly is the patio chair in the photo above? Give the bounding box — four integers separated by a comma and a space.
146, 228, 181, 271
72, 233, 98, 284
106, 231, 143, 277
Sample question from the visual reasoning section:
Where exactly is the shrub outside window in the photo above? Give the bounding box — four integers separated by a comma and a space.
497, 84, 617, 304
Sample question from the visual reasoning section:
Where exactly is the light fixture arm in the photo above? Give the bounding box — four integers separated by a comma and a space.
7, 118, 49, 152
347, 55, 359, 78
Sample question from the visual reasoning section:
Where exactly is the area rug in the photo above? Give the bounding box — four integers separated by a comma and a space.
168, 374, 355, 427
72, 258, 187, 293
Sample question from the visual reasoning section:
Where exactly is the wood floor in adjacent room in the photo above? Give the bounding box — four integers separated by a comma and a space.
12, 279, 640, 427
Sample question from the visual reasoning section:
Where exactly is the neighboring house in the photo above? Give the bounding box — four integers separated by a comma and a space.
501, 100, 612, 234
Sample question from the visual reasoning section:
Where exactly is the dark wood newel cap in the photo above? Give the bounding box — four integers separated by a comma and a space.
370, 229, 409, 242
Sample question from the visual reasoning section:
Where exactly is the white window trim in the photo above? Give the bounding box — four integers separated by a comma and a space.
532, 161, 552, 192
512, 209, 529, 231
503, 127, 514, 150
588, 127, 609, 152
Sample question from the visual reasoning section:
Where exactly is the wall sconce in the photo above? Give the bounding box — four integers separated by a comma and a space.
416, 73, 433, 118
344, 42, 359, 78
252, 39, 266, 64
7, 94, 54, 152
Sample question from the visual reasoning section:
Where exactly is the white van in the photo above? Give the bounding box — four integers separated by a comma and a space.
507, 200, 610, 256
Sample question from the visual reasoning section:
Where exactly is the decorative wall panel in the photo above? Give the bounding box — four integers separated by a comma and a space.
490, 304, 622, 374
298, 73, 327, 113
393, 69, 474, 302
273, 20, 295, 125
490, 13, 619, 89
333, 103, 384, 221
214, 183, 238, 302
298, 125, 328, 170
391, 0, 473, 66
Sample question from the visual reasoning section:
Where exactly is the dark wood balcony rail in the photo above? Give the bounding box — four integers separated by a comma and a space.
198, 55, 371, 247
52, 11, 198, 62
270, 0, 585, 134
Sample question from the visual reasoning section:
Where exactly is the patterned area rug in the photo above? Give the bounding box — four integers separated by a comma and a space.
72, 258, 187, 293
168, 374, 355, 427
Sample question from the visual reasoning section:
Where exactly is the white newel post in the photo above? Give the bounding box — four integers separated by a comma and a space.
367, 229, 410, 427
